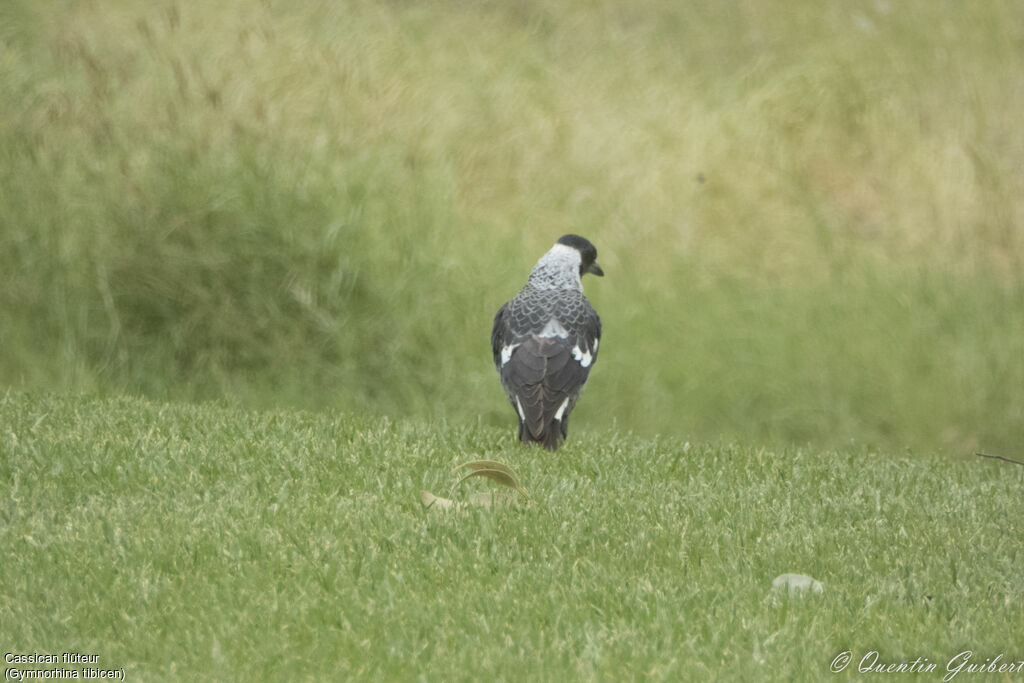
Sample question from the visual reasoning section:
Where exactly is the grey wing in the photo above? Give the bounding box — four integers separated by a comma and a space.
552, 304, 601, 397
580, 303, 601, 366
491, 302, 511, 370
564, 296, 601, 370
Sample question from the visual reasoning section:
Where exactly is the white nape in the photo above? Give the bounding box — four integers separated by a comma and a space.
528, 243, 584, 291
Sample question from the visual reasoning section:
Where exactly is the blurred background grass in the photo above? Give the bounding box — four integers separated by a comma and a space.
1, 0, 1021, 454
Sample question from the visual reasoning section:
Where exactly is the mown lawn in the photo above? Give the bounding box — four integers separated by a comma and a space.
2, 392, 1021, 680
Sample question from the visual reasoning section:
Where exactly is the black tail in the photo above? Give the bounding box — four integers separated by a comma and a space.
502, 337, 581, 452
515, 382, 570, 451
518, 413, 565, 451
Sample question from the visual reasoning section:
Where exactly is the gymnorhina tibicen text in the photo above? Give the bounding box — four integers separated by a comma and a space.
491, 235, 603, 450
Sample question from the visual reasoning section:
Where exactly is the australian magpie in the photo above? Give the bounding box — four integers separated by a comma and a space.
491, 235, 603, 451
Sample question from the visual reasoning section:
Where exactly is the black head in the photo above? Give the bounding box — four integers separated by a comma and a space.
557, 234, 604, 277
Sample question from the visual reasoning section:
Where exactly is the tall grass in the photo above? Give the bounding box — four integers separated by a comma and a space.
1, 0, 1022, 452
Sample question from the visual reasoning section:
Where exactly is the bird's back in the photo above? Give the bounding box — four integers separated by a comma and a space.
492, 282, 601, 450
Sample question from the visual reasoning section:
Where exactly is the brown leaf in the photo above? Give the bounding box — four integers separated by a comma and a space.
419, 489, 517, 511
452, 460, 519, 476
453, 460, 530, 499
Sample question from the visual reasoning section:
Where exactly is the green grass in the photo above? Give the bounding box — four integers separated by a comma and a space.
1, 1, 1024, 454
2, 392, 1022, 680
3, 4, 1021, 678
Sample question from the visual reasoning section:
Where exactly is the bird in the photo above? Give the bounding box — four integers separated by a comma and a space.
491, 234, 603, 450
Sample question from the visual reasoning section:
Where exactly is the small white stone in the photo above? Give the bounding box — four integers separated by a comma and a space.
772, 573, 824, 594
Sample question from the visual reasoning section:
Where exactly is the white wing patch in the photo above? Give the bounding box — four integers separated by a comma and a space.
538, 318, 569, 339
515, 396, 526, 421
500, 343, 520, 367
571, 344, 593, 368
554, 397, 570, 421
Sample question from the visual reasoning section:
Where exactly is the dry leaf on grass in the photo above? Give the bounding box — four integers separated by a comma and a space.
420, 489, 518, 511
452, 460, 530, 499
420, 459, 530, 510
